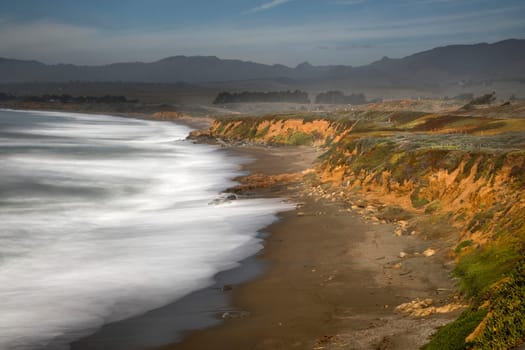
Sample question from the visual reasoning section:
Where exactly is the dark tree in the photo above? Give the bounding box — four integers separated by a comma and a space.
213, 90, 310, 104
7, 93, 136, 104
469, 92, 496, 105
462, 92, 497, 109
0, 92, 15, 101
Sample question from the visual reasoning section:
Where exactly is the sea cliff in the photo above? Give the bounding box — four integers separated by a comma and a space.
188, 103, 525, 349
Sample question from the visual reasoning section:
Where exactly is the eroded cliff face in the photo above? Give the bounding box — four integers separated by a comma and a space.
196, 114, 525, 349
320, 136, 525, 246
190, 116, 355, 146
196, 117, 524, 249
318, 139, 525, 348
197, 116, 523, 245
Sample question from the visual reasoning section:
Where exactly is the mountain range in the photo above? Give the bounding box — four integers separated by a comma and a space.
1, 39, 524, 87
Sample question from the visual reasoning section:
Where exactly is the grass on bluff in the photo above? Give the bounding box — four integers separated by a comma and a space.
454, 240, 521, 297
425, 256, 525, 350
470, 260, 525, 349
454, 240, 474, 254
426, 223, 524, 349
410, 187, 429, 208
286, 131, 314, 145
422, 308, 487, 350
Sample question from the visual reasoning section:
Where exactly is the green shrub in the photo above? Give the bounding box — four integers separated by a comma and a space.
422, 258, 525, 350
287, 132, 313, 145
454, 243, 519, 297
467, 210, 496, 233
323, 135, 334, 147
470, 259, 525, 349
461, 154, 479, 179
411, 188, 430, 208
422, 308, 487, 350
255, 125, 270, 138
350, 140, 394, 172
455, 240, 474, 254
440, 151, 464, 173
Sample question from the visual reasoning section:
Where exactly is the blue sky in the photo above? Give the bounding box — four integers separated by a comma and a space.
0, 0, 524, 66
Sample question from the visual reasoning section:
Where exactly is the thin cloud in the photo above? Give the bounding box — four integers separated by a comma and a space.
351, 5, 525, 31
247, 0, 294, 13
410, 0, 473, 4
334, 0, 367, 5
401, 0, 491, 6
0, 4, 522, 66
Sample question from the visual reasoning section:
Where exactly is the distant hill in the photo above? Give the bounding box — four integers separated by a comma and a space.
0, 56, 311, 83
344, 39, 525, 86
1, 39, 524, 87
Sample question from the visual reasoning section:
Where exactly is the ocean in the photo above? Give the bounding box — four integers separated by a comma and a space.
0, 109, 292, 349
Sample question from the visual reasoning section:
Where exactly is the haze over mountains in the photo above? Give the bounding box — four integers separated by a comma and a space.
1, 39, 524, 88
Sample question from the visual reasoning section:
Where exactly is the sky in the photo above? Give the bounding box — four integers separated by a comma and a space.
0, 0, 524, 67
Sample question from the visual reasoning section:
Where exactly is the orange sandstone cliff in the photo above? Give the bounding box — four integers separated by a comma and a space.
191, 108, 525, 349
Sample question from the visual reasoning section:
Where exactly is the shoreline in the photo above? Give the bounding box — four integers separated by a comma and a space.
62, 115, 286, 350
161, 144, 461, 350
69, 254, 267, 350
64, 121, 304, 350
68, 143, 324, 350
5, 108, 462, 349
1, 108, 288, 350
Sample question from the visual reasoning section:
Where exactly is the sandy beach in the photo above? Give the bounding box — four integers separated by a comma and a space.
159, 144, 461, 350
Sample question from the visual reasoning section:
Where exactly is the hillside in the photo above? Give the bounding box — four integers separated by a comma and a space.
1, 39, 524, 88
349, 39, 525, 86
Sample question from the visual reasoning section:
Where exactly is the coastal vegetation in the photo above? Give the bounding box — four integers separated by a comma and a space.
0, 92, 137, 104
213, 90, 310, 104
462, 92, 497, 110
1, 89, 523, 348
212, 89, 378, 106
191, 99, 525, 349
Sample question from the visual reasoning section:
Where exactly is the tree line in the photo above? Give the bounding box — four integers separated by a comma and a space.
0, 93, 137, 104
213, 90, 310, 104
213, 90, 375, 105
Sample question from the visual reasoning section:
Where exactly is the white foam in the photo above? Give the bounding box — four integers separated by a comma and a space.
0, 110, 293, 349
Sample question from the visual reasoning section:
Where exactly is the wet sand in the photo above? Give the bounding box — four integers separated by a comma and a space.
69, 146, 317, 350
70, 256, 266, 350
162, 145, 460, 350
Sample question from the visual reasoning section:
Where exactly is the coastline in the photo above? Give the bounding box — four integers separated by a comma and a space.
160, 144, 461, 350
60, 114, 286, 350
70, 144, 320, 350
69, 255, 267, 350
3, 107, 463, 348
4, 97, 524, 348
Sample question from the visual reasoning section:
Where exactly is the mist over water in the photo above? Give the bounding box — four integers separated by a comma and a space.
0, 110, 292, 350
